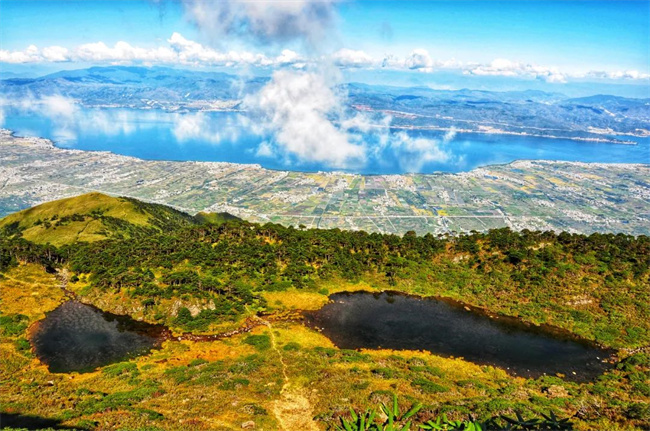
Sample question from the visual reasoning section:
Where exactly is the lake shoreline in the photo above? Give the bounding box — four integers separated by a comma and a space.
2, 127, 648, 178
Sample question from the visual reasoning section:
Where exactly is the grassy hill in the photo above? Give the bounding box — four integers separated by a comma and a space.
0, 192, 199, 246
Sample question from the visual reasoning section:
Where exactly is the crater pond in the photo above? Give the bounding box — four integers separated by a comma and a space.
305, 292, 612, 381
30, 301, 169, 373
32, 293, 613, 379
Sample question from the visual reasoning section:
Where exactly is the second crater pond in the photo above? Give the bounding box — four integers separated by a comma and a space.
305, 292, 612, 381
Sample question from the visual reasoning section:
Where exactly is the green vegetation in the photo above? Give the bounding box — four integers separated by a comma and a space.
0, 312, 29, 336
3, 203, 646, 346
337, 395, 574, 430
0, 195, 649, 430
0, 192, 223, 246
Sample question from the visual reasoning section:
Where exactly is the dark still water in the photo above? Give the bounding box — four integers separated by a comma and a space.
306, 292, 612, 381
30, 301, 169, 373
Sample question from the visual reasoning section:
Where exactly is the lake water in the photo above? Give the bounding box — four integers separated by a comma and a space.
2, 107, 649, 174
30, 301, 169, 373
305, 292, 612, 381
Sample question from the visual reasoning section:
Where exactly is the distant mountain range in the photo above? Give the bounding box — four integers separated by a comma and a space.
0, 66, 266, 109
2, 66, 649, 142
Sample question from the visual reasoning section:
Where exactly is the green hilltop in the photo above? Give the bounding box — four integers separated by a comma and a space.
0, 192, 238, 247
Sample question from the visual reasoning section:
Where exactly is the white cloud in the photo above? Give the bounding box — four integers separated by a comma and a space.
4, 95, 170, 141
465, 58, 569, 83
380, 54, 404, 69
275, 49, 301, 65
1, 36, 648, 83
255, 141, 275, 157
173, 112, 222, 143
405, 49, 434, 72
245, 69, 365, 168
7, 95, 79, 142
332, 48, 375, 68
390, 131, 452, 172
581, 69, 650, 80
39, 95, 78, 119
179, 0, 340, 46
75, 41, 177, 64
0, 44, 43, 63
443, 128, 457, 143
41, 46, 70, 62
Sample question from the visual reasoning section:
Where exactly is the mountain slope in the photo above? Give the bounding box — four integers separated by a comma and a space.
0, 192, 197, 246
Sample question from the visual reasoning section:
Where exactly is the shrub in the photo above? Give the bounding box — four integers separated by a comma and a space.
189, 358, 208, 367
0, 313, 29, 337
411, 378, 450, 394
102, 362, 139, 378
14, 338, 32, 354
243, 334, 271, 351
283, 342, 301, 351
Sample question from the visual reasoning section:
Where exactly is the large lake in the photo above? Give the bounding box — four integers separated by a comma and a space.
305, 292, 612, 381
3, 107, 649, 174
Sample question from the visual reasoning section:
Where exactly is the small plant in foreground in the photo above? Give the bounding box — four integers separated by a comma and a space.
332, 396, 574, 431
420, 414, 483, 430
335, 395, 422, 431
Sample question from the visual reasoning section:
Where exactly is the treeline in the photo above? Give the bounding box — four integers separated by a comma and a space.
1, 218, 649, 346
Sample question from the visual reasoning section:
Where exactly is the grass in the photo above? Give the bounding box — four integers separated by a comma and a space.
1, 266, 649, 430
0, 264, 65, 322
0, 193, 151, 246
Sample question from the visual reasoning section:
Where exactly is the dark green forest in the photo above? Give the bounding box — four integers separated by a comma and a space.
1, 205, 648, 348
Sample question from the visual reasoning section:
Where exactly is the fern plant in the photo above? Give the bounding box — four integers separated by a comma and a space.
336, 408, 377, 431
420, 414, 483, 430
335, 395, 422, 431
376, 394, 423, 431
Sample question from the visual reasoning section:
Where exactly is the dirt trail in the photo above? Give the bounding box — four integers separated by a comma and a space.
254, 316, 319, 431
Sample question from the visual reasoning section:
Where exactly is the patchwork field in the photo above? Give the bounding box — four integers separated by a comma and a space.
1, 130, 649, 237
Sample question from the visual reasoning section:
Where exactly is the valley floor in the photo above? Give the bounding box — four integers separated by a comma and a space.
1, 129, 649, 237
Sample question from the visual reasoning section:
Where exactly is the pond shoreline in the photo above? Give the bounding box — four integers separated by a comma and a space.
304, 290, 616, 381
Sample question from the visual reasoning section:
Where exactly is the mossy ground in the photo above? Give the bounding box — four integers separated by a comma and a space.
1, 265, 649, 430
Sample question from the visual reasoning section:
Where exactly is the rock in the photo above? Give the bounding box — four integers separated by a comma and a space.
241, 420, 255, 429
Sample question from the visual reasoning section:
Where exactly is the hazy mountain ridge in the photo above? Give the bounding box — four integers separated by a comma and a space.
2, 66, 649, 141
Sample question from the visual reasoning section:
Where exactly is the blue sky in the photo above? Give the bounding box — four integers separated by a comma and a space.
338, 1, 650, 72
1, 0, 649, 94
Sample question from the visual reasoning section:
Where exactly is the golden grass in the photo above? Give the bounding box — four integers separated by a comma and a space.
0, 266, 645, 430
262, 290, 330, 311
0, 263, 65, 322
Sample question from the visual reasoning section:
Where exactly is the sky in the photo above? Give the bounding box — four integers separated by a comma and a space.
1, 0, 649, 171
1, 0, 649, 95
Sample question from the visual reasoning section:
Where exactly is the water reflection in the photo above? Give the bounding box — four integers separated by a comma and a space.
30, 301, 168, 373
306, 292, 613, 381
